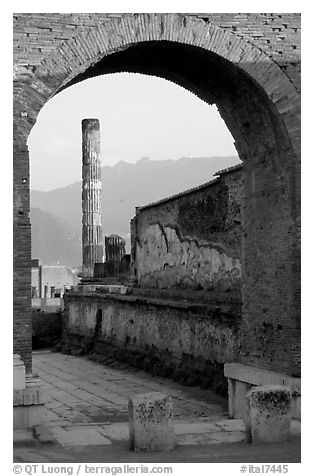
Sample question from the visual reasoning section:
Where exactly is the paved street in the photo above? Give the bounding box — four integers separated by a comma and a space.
13, 351, 301, 463
34, 350, 229, 425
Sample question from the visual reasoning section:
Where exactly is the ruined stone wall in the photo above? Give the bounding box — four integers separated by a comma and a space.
131, 166, 243, 295
62, 291, 242, 395
13, 13, 300, 377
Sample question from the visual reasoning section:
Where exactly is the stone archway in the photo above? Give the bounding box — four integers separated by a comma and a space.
13, 13, 300, 376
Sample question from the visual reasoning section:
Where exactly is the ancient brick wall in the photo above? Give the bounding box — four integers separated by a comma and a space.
131, 165, 243, 295
62, 291, 242, 395
13, 146, 32, 373
13, 13, 300, 84
13, 13, 300, 377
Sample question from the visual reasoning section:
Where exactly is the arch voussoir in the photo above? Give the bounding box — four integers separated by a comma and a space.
16, 13, 299, 161
70, 35, 94, 64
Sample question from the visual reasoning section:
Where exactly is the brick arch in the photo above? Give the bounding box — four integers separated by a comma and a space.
15, 14, 299, 153
13, 13, 300, 376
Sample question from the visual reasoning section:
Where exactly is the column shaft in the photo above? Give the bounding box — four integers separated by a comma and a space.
82, 118, 103, 278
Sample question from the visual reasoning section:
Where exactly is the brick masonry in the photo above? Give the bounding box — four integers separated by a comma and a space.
13, 13, 300, 377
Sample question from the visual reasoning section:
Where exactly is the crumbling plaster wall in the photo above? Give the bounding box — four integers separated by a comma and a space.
63, 292, 242, 395
131, 167, 243, 294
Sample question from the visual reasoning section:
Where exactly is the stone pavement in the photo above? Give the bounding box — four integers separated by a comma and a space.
13, 351, 301, 463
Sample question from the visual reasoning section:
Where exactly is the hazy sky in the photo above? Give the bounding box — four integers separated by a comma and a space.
28, 73, 237, 191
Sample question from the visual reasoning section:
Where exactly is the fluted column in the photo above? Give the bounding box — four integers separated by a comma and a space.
82, 118, 103, 278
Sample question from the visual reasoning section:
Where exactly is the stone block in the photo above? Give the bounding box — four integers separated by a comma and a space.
27, 404, 46, 427
245, 385, 292, 444
13, 354, 25, 390
13, 403, 45, 429
227, 377, 235, 416
128, 392, 174, 452
14, 406, 27, 429
13, 389, 25, 406
14, 376, 47, 407
13, 429, 35, 444
234, 380, 251, 419
108, 285, 132, 295
291, 394, 301, 420
13, 374, 47, 429
33, 424, 57, 444
23, 386, 47, 406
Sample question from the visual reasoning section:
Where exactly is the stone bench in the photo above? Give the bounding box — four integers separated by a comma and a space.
128, 392, 174, 452
224, 363, 300, 420
245, 385, 292, 444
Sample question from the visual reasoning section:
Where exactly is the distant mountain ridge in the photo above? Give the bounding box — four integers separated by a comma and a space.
31, 155, 240, 265
30, 208, 81, 267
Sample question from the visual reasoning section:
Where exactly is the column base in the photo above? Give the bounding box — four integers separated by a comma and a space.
224, 363, 300, 421
13, 355, 47, 430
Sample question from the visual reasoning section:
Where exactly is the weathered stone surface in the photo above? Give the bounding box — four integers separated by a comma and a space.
13, 354, 26, 390
245, 385, 292, 444
128, 392, 174, 452
100, 284, 132, 295
15, 387, 44, 408
225, 363, 301, 393
224, 363, 300, 420
33, 424, 57, 444
81, 118, 103, 278
14, 403, 46, 430
62, 290, 241, 396
131, 165, 243, 294
49, 426, 112, 446
13, 374, 47, 429
13, 429, 35, 444
215, 418, 245, 432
